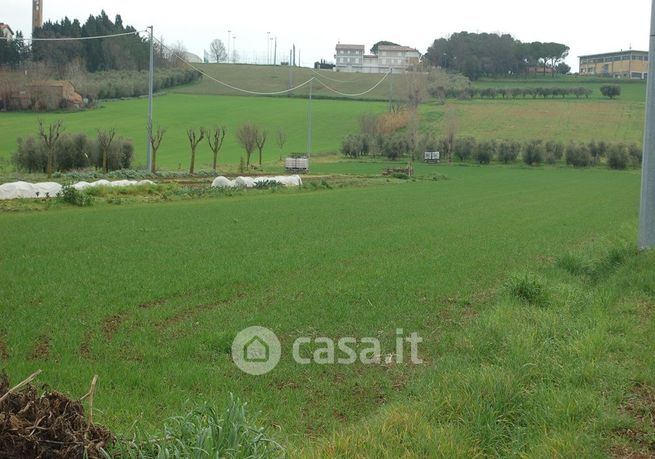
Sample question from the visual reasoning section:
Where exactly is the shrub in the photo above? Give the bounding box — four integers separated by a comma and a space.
522, 140, 545, 166
341, 134, 368, 158
607, 144, 629, 170
628, 143, 642, 167
14, 137, 48, 173
497, 140, 521, 164
14, 131, 133, 173
454, 137, 476, 161
58, 185, 93, 207
474, 140, 495, 164
565, 143, 593, 167
600, 85, 621, 99
381, 133, 410, 160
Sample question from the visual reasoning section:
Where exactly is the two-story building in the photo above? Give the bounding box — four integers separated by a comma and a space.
335, 43, 420, 74
579, 50, 648, 79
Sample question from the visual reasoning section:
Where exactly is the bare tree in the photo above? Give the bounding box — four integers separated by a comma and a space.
405, 72, 427, 109
97, 129, 116, 173
236, 122, 258, 168
168, 41, 187, 67
38, 120, 64, 178
443, 111, 459, 163
209, 39, 228, 63
150, 125, 166, 173
255, 129, 267, 166
276, 128, 287, 152
187, 128, 205, 174
207, 126, 226, 171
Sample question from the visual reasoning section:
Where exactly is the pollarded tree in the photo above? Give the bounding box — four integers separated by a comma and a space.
38, 119, 64, 178
97, 128, 116, 173
255, 129, 267, 167
276, 128, 287, 152
150, 125, 166, 173
237, 122, 258, 168
207, 126, 226, 171
187, 127, 205, 174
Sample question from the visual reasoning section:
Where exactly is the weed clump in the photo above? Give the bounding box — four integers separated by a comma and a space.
505, 273, 548, 306
58, 186, 93, 207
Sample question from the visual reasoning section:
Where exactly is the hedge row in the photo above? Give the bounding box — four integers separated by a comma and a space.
14, 133, 134, 173
341, 132, 642, 169
428, 86, 594, 100
76, 68, 202, 101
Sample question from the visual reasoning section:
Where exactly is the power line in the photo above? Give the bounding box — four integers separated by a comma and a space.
0, 30, 145, 42
314, 71, 391, 97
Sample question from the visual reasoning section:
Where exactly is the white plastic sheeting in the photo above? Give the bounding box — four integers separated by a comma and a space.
0, 179, 156, 200
211, 175, 303, 189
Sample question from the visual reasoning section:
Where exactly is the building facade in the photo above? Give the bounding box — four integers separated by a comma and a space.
334, 43, 420, 74
579, 50, 648, 79
0, 23, 14, 41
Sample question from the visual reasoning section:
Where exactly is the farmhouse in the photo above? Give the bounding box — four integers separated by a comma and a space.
579, 50, 648, 79
0, 23, 14, 41
334, 43, 420, 74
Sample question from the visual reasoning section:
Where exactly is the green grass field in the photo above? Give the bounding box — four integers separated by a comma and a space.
2, 164, 653, 456
0, 65, 647, 174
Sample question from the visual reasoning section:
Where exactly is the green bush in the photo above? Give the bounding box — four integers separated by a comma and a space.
607, 144, 629, 170
381, 133, 410, 160
522, 140, 545, 166
600, 85, 621, 99
14, 130, 134, 173
454, 137, 476, 161
565, 143, 593, 168
13, 137, 47, 173
58, 185, 93, 207
628, 143, 642, 167
497, 140, 521, 164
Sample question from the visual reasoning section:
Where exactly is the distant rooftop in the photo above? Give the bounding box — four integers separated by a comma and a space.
579, 50, 648, 58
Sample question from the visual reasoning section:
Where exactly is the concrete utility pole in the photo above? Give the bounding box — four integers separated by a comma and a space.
146, 25, 154, 172
640, 0, 655, 249
306, 79, 313, 158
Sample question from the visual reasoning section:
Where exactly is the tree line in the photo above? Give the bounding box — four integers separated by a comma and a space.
423, 32, 570, 79
0, 11, 178, 73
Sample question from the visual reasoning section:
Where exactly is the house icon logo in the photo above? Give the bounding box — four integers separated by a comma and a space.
232, 326, 281, 375
244, 336, 270, 363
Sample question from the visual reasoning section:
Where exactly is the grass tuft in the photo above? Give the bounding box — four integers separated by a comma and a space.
105, 395, 285, 458
504, 272, 548, 306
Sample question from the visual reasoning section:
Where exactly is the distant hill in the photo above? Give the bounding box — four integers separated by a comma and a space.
171, 64, 425, 102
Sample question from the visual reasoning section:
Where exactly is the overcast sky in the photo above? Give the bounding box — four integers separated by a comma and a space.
3, 0, 652, 70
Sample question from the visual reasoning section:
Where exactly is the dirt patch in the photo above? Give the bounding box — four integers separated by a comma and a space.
155, 292, 246, 336
79, 331, 92, 358
30, 336, 50, 360
0, 372, 113, 458
101, 314, 125, 342
139, 298, 168, 309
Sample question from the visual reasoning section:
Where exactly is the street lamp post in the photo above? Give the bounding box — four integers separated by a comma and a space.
227, 30, 231, 63
232, 36, 236, 63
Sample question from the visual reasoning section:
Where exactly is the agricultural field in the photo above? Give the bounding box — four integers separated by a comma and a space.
1, 164, 654, 456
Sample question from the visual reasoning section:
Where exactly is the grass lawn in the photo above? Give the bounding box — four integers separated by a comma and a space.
0, 93, 387, 171
0, 165, 648, 456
